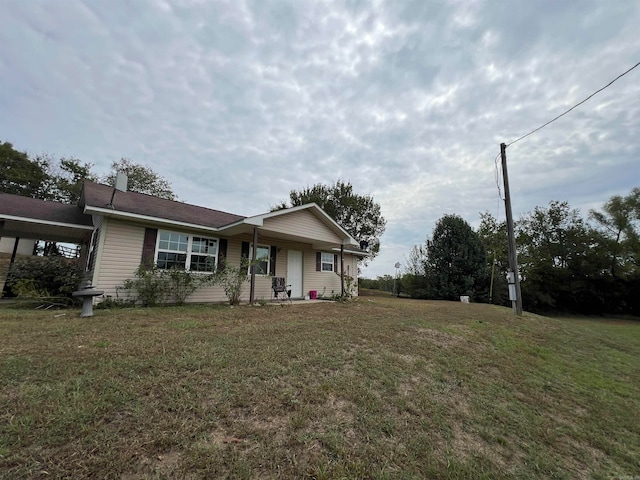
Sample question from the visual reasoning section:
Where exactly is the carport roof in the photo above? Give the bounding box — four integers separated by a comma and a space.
0, 194, 92, 228
0, 193, 94, 243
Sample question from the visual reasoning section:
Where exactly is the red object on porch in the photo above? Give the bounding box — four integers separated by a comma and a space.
309, 290, 317, 300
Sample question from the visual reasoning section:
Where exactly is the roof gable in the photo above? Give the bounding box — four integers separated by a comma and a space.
262, 209, 344, 244
245, 204, 359, 246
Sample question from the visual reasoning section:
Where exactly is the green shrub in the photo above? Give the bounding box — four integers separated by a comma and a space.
120, 265, 211, 306
165, 268, 206, 305
120, 258, 257, 307
95, 295, 135, 309
6, 256, 81, 299
210, 260, 250, 306
121, 265, 170, 306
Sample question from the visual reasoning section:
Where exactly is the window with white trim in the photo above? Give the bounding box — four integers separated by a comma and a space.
249, 244, 270, 275
156, 230, 218, 272
321, 252, 334, 272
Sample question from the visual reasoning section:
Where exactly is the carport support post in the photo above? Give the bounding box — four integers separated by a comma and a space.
249, 227, 258, 305
340, 245, 344, 297
9, 237, 20, 266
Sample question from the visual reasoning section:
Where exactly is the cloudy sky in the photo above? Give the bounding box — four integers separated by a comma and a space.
2, 0, 639, 278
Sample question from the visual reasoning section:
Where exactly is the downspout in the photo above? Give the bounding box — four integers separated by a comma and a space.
249, 227, 258, 305
340, 244, 344, 297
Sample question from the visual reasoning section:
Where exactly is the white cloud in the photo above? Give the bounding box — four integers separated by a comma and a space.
1, 0, 639, 279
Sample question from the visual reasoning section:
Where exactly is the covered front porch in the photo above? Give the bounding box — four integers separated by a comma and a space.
218, 204, 364, 304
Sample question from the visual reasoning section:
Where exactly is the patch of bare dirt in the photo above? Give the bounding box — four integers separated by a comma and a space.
121, 450, 189, 480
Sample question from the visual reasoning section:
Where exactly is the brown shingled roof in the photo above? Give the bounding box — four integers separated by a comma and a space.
0, 193, 93, 227
80, 181, 245, 229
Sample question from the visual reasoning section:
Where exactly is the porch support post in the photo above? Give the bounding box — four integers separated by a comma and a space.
249, 227, 258, 305
340, 244, 344, 297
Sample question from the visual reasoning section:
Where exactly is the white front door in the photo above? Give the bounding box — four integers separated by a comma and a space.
287, 250, 303, 298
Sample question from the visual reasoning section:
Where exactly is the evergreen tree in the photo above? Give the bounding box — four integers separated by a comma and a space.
426, 215, 488, 301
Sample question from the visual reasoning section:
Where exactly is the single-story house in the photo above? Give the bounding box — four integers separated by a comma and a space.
0, 180, 366, 303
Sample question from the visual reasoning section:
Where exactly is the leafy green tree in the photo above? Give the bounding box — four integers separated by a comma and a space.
358, 277, 380, 290
588, 188, 640, 315
273, 180, 386, 261
102, 158, 176, 200
589, 188, 640, 278
425, 215, 488, 301
49, 157, 97, 204
376, 274, 395, 293
517, 201, 605, 313
401, 244, 430, 299
1, 144, 96, 203
0, 141, 50, 198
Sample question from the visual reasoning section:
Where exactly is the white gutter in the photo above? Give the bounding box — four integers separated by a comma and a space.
0, 214, 94, 230
84, 206, 223, 234
217, 217, 263, 230
331, 247, 369, 257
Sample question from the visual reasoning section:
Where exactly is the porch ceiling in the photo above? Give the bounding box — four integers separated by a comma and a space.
0, 219, 94, 244
219, 224, 351, 250
257, 228, 346, 250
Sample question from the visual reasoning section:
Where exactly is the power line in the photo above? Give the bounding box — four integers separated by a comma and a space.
506, 60, 640, 148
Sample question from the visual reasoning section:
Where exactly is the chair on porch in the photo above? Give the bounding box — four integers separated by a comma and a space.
271, 277, 292, 303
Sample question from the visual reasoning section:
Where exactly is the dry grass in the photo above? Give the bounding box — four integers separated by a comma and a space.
1, 295, 639, 479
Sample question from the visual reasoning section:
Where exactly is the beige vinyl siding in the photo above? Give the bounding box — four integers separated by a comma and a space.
233, 234, 360, 300
92, 218, 360, 304
94, 218, 145, 299
344, 254, 359, 296
264, 210, 343, 244
188, 238, 246, 303
253, 235, 359, 299
307, 251, 359, 298
192, 235, 291, 303
188, 236, 294, 303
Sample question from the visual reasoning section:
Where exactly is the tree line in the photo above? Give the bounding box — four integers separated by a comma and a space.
369, 188, 640, 316
1, 141, 177, 204
2, 141, 387, 263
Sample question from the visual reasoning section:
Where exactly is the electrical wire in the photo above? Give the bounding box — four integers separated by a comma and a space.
489, 149, 505, 304
488, 185, 503, 304
506, 60, 640, 148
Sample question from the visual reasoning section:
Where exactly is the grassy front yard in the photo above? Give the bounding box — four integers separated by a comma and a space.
1, 296, 639, 479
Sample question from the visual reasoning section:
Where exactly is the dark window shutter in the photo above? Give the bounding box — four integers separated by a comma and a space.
316, 252, 321, 271
334, 254, 338, 273
241, 241, 250, 266
269, 246, 277, 276
141, 228, 158, 269
218, 238, 228, 272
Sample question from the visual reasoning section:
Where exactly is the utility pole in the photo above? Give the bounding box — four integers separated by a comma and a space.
500, 143, 523, 316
